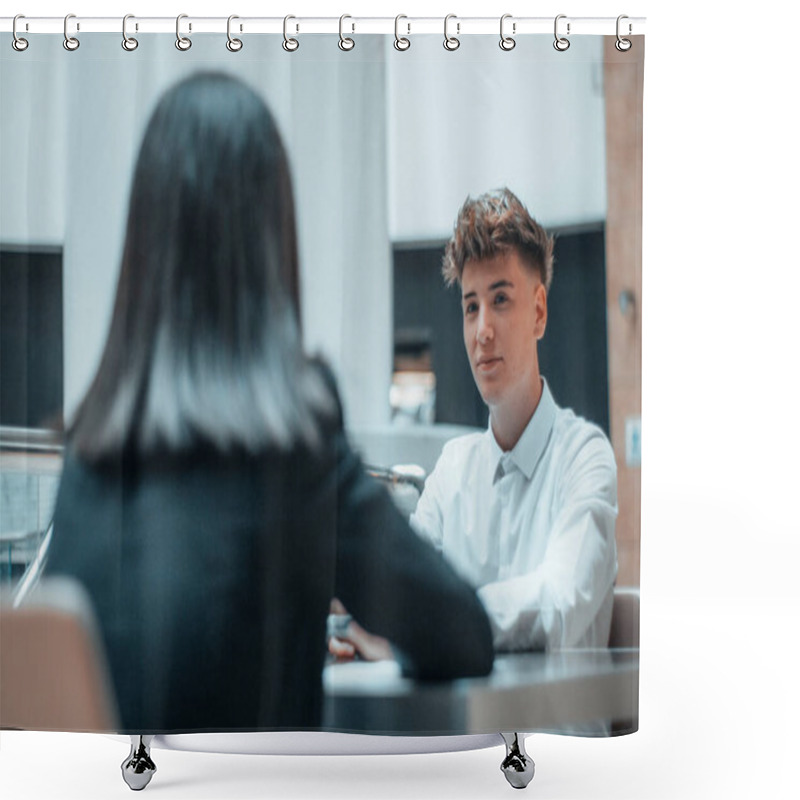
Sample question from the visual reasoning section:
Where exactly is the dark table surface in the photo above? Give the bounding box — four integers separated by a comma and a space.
321, 649, 639, 736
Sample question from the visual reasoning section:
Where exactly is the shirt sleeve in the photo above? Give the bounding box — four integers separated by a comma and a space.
477, 430, 619, 651
408, 445, 449, 552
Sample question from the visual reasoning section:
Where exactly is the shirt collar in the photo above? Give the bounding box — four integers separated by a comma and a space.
487, 378, 557, 482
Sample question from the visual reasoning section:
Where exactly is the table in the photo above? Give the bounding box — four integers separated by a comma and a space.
322, 649, 639, 735
148, 648, 638, 759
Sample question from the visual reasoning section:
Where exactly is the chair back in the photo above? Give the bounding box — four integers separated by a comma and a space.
0, 576, 119, 731
609, 587, 640, 648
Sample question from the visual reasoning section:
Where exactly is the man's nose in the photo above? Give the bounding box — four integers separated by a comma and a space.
477, 306, 494, 344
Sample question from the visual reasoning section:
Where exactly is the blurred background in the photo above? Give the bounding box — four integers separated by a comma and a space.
0, 32, 641, 587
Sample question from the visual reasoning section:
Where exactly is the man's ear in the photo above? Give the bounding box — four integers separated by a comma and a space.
534, 282, 548, 340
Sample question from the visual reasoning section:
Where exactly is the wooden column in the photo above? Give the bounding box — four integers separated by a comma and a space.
604, 36, 644, 587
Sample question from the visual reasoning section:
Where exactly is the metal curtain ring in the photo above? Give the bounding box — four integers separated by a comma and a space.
615, 14, 632, 52
122, 14, 138, 51
394, 14, 410, 51
226, 15, 243, 51
12, 14, 29, 51
499, 14, 515, 51
175, 14, 192, 51
443, 14, 460, 51
339, 14, 355, 51
553, 14, 570, 52
282, 15, 299, 51
63, 13, 80, 51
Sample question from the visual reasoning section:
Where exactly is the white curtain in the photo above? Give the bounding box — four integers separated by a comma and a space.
0, 34, 391, 428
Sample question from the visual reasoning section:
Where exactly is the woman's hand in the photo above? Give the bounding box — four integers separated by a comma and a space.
327, 598, 394, 661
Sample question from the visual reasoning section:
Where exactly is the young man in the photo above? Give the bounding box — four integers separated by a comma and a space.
330, 188, 617, 658
409, 188, 618, 651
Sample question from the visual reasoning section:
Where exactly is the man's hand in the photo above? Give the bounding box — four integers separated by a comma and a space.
328, 598, 394, 662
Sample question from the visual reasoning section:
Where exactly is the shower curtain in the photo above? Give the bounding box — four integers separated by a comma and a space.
0, 19, 643, 746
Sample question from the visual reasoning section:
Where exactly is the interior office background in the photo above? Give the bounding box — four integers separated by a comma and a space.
1, 32, 642, 587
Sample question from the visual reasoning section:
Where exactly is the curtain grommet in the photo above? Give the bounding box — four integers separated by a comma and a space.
122, 14, 138, 51
615, 15, 632, 51
553, 14, 570, 52
443, 14, 460, 51
499, 14, 516, 51
394, 14, 411, 51
63, 13, 80, 51
175, 14, 192, 51
282, 15, 299, 52
12, 14, 29, 51
338, 14, 355, 51
226, 15, 243, 52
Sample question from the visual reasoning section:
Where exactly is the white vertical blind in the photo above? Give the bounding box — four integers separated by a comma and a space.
0, 33, 392, 427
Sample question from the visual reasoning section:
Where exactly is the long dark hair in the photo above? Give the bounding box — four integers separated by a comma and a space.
70, 72, 333, 461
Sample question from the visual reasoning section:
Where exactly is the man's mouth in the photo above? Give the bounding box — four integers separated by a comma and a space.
476, 356, 502, 372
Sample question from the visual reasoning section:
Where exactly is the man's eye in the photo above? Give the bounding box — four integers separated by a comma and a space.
464, 302, 478, 315
494, 293, 508, 305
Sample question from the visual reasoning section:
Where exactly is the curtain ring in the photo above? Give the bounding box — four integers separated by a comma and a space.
443, 14, 460, 51
499, 14, 515, 51
553, 14, 570, 51
122, 14, 138, 51
63, 13, 80, 51
394, 14, 410, 51
175, 14, 192, 51
615, 15, 632, 52
282, 15, 299, 52
12, 15, 29, 52
226, 15, 243, 52
338, 14, 355, 51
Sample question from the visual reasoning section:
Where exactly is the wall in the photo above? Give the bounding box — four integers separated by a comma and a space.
604, 36, 644, 587
387, 35, 606, 240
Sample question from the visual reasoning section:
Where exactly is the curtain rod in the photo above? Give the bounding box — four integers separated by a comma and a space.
1, 16, 646, 37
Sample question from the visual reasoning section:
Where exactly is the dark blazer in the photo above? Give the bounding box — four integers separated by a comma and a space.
46, 388, 493, 734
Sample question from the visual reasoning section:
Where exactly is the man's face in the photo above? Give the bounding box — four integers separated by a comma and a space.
461, 250, 547, 412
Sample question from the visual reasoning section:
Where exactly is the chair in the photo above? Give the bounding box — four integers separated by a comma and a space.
0, 576, 119, 732
1, 577, 160, 789
608, 587, 639, 735
609, 587, 640, 648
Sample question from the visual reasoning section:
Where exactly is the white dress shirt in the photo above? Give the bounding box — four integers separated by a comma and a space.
410, 380, 618, 652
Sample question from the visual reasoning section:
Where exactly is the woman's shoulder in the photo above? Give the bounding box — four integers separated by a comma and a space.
305, 355, 345, 428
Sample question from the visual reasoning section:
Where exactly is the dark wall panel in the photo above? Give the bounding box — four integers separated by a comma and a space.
0, 248, 64, 429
